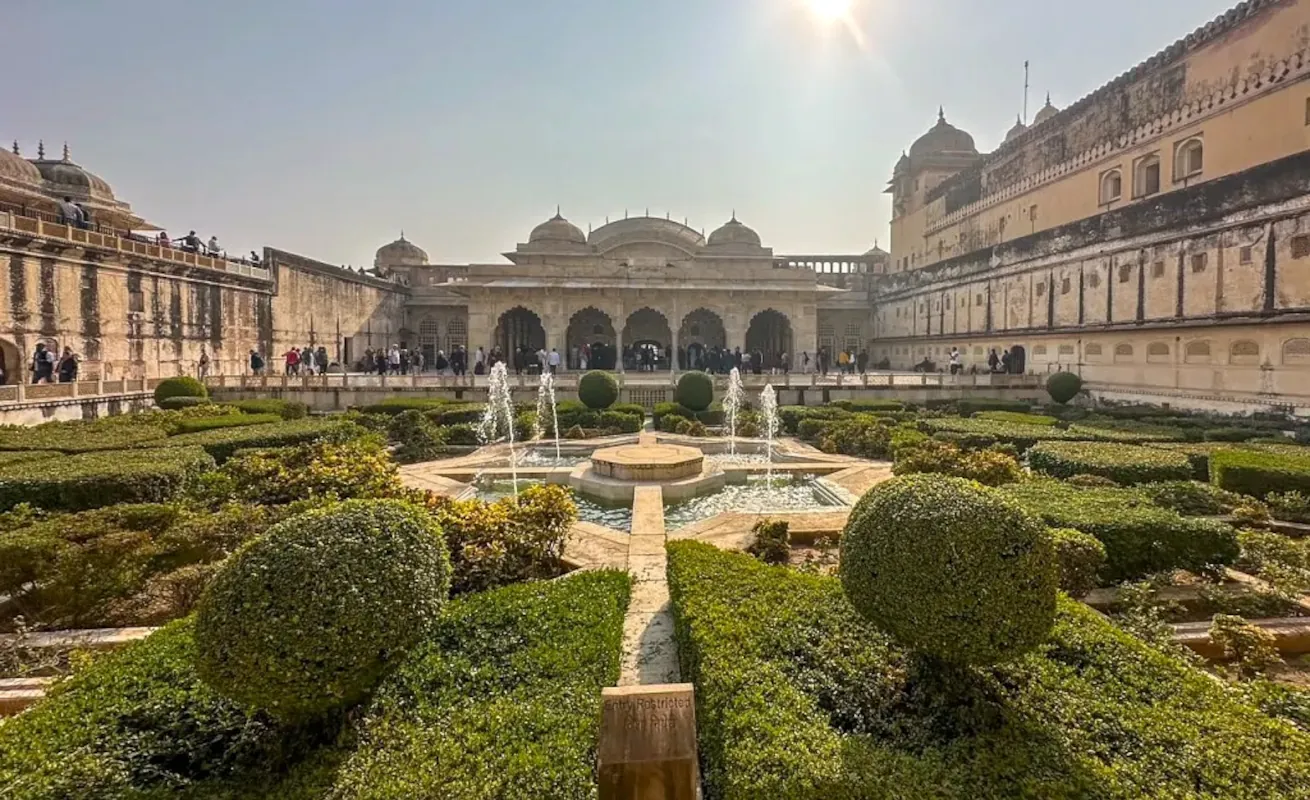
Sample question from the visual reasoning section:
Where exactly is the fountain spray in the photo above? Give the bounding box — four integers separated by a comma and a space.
477, 362, 519, 497
760, 383, 779, 487
534, 368, 562, 463
724, 367, 746, 458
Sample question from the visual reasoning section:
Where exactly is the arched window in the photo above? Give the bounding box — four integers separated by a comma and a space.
1184, 340, 1212, 364
1283, 338, 1310, 365
1147, 342, 1171, 363
1133, 154, 1161, 198
1230, 340, 1260, 365
1174, 137, 1204, 181
1058, 344, 1075, 356
1033, 345, 1048, 357
1114, 343, 1134, 362
1085, 343, 1104, 357
1099, 169, 1123, 204
418, 318, 440, 346
446, 317, 467, 351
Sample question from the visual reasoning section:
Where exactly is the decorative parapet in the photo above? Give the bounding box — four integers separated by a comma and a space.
0, 209, 272, 281
924, 46, 1310, 237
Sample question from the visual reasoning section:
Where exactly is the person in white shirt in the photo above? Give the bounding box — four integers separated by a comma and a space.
949, 348, 962, 375
548, 348, 561, 373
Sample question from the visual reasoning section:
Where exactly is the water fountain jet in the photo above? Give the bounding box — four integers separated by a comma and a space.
723, 368, 746, 458
477, 362, 519, 497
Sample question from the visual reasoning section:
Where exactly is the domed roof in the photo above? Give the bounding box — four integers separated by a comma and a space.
0, 142, 42, 187
893, 151, 910, 174
1004, 116, 1028, 143
529, 211, 587, 245
30, 142, 115, 200
588, 215, 705, 255
1033, 94, 1060, 125
375, 233, 429, 267
706, 214, 761, 248
908, 108, 977, 159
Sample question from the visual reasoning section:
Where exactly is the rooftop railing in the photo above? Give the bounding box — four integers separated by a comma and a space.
0, 206, 271, 282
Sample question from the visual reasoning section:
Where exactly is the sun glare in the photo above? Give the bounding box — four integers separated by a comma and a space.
809, 0, 853, 22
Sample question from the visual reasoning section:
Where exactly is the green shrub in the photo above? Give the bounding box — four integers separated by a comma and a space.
659, 413, 690, 433
1266, 490, 1310, 523
919, 417, 1082, 452
1048, 527, 1106, 598
1138, 480, 1245, 516
1029, 441, 1194, 485
1149, 441, 1248, 481
840, 475, 1057, 666
387, 409, 446, 464
171, 413, 282, 434
1045, 371, 1083, 404
674, 418, 709, 437
976, 410, 1059, 426
158, 395, 210, 410
578, 370, 619, 410
1067, 473, 1120, 487
1003, 479, 1240, 581
564, 424, 587, 440
1205, 426, 1262, 443
652, 402, 683, 427
216, 437, 405, 506
225, 398, 309, 419
196, 500, 451, 721
427, 402, 486, 426
153, 418, 362, 463
832, 399, 904, 412
359, 396, 448, 416
611, 403, 647, 419
0, 447, 214, 512
598, 410, 642, 433
746, 519, 790, 565
442, 422, 479, 446
1069, 419, 1191, 442
666, 541, 1310, 800
1212, 448, 1310, 497
892, 439, 1022, 486
956, 398, 1031, 417
675, 370, 714, 412
422, 483, 576, 595
797, 417, 835, 441
817, 418, 894, 460
696, 407, 726, 426
153, 376, 208, 406
0, 420, 169, 453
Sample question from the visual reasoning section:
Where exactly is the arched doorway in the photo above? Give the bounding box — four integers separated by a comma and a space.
417, 318, 440, 368
623, 308, 672, 372
1008, 344, 1027, 375
566, 307, 617, 371
744, 309, 793, 373
679, 308, 726, 372
493, 307, 546, 371
0, 338, 18, 385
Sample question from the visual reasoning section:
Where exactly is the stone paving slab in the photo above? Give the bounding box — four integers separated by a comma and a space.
620, 610, 680, 685
397, 470, 470, 498
824, 463, 894, 498
620, 485, 680, 686
0, 626, 158, 651
670, 510, 852, 550
562, 521, 630, 571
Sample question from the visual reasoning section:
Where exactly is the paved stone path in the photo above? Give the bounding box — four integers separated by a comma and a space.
619, 484, 680, 685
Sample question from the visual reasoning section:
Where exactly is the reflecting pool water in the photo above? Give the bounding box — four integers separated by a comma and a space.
663, 474, 842, 531
474, 481, 632, 532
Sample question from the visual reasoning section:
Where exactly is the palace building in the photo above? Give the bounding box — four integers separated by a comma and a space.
3, 0, 1310, 413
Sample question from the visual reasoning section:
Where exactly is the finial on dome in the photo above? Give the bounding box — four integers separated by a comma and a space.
62, 142, 70, 162
665, 211, 670, 220
555, 204, 561, 218
730, 209, 737, 222
938, 106, 945, 122
37, 140, 45, 160
644, 207, 649, 217
10, 141, 17, 156
399, 229, 406, 241
1045, 92, 1052, 107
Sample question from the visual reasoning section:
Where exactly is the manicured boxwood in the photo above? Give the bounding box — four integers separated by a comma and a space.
841, 475, 1056, 666
150, 419, 361, 463
359, 396, 449, 416
1048, 527, 1106, 599
1212, 448, 1310, 497
1045, 371, 1083, 404
1028, 441, 1194, 485
0, 421, 169, 453
171, 413, 282, 434
598, 410, 643, 433
976, 410, 1060, 426
426, 402, 486, 426
158, 395, 211, 411
612, 403, 648, 419
832, 399, 904, 412
0, 569, 630, 799
0, 449, 59, 468
0, 446, 215, 512
956, 397, 1032, 416
1148, 441, 1248, 481
196, 501, 452, 721
919, 417, 1083, 452
224, 398, 309, 419
675, 370, 714, 412
1066, 422, 1188, 443
153, 375, 208, 406
667, 541, 1310, 800
1003, 479, 1239, 581
578, 370, 619, 410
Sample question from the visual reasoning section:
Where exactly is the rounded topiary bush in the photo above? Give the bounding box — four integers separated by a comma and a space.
675, 371, 714, 412
195, 499, 451, 720
577, 370, 619, 410
158, 395, 210, 411
839, 474, 1058, 666
153, 376, 208, 407
1046, 371, 1083, 405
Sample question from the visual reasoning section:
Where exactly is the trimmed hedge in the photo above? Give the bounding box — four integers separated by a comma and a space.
359, 396, 449, 416
976, 410, 1059, 426
1149, 441, 1249, 481
224, 398, 309, 419
0, 446, 214, 512
578, 370, 619, 410
956, 398, 1031, 416
149, 419, 361, 463
1048, 527, 1106, 599
1003, 479, 1239, 581
919, 417, 1083, 452
171, 413, 283, 434
840, 475, 1056, 665
0, 421, 169, 454
158, 395, 211, 411
427, 402, 486, 426
196, 501, 452, 721
1212, 448, 1310, 497
599, 410, 643, 433
0, 569, 631, 799
1028, 441, 1194, 485
832, 399, 904, 412
666, 541, 1310, 800
153, 376, 208, 406
675, 371, 714, 412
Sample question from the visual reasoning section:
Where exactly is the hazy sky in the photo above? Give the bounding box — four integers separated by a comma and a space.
5, 0, 1237, 266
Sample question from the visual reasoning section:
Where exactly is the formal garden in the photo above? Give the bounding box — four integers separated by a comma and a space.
2, 369, 1310, 797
